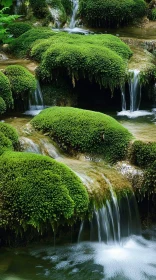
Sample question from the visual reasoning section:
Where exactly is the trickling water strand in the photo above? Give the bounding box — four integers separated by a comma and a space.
129, 70, 141, 112
70, 0, 79, 29
78, 221, 84, 243
120, 85, 126, 111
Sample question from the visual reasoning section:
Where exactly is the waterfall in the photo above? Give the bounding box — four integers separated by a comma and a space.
69, 0, 79, 29
78, 177, 140, 244
129, 70, 141, 112
120, 70, 141, 113
24, 81, 44, 116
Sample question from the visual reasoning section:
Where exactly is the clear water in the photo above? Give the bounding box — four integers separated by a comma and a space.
1, 231, 156, 280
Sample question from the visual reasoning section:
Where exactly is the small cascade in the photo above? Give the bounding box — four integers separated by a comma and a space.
69, 0, 79, 29
129, 69, 141, 112
78, 177, 141, 244
24, 81, 44, 116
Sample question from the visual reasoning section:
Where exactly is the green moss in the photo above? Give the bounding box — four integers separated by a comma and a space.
5, 65, 37, 107
31, 107, 132, 162
9, 28, 54, 57
36, 36, 131, 90
0, 132, 13, 155
130, 140, 156, 168
79, 0, 147, 27
0, 97, 6, 114
0, 71, 13, 109
8, 22, 32, 38
0, 122, 18, 148
0, 151, 89, 234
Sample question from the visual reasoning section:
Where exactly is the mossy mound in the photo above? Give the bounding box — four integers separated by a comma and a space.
130, 140, 156, 168
9, 28, 54, 57
8, 22, 32, 38
33, 33, 132, 90
0, 152, 89, 235
5, 65, 37, 109
0, 122, 19, 148
0, 132, 13, 155
31, 107, 132, 162
79, 0, 147, 27
0, 71, 13, 110
9, 29, 132, 90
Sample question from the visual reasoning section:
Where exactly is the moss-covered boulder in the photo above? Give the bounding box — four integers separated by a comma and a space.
5, 65, 37, 110
8, 22, 32, 38
31, 107, 132, 162
0, 122, 19, 148
9, 29, 132, 91
9, 28, 54, 57
0, 132, 13, 155
130, 140, 156, 168
33, 33, 132, 90
0, 71, 13, 110
79, 0, 147, 27
0, 152, 89, 236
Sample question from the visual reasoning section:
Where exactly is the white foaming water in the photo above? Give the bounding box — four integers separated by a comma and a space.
129, 69, 141, 112
28, 233, 156, 280
117, 110, 153, 118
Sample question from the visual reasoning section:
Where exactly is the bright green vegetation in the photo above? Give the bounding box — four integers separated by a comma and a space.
0, 122, 19, 148
0, 71, 13, 113
130, 140, 156, 168
0, 122, 18, 155
79, 0, 147, 27
0, 152, 89, 239
9, 28, 54, 57
31, 107, 132, 162
130, 140, 156, 200
8, 22, 32, 38
0, 132, 13, 155
9, 29, 132, 90
5, 65, 36, 108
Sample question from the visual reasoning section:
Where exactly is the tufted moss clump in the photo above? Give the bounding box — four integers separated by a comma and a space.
32, 33, 132, 90
0, 71, 13, 109
0, 152, 89, 236
130, 140, 156, 168
9, 28, 54, 57
8, 22, 32, 38
0, 132, 13, 155
31, 107, 132, 162
0, 122, 19, 148
5, 65, 37, 109
79, 0, 147, 27
0, 97, 6, 114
